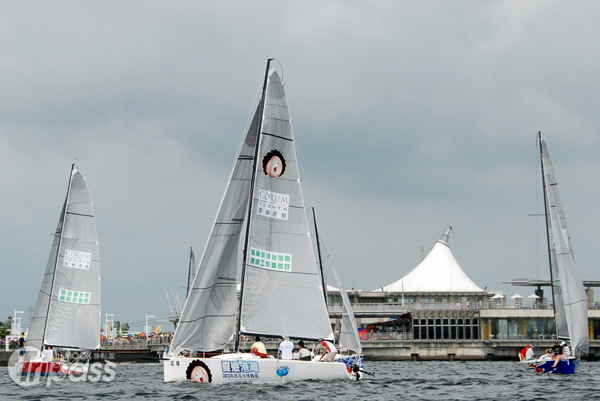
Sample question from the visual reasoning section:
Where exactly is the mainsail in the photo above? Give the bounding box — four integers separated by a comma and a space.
239, 66, 333, 341
540, 135, 589, 354
547, 192, 589, 354
540, 138, 571, 341
27, 164, 101, 351
170, 106, 260, 353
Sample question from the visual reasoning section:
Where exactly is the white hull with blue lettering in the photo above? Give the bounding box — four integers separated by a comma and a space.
163, 353, 357, 383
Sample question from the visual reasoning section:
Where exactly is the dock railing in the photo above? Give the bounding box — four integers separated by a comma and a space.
328, 300, 553, 313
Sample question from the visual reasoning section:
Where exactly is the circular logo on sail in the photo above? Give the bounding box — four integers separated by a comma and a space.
262, 150, 286, 178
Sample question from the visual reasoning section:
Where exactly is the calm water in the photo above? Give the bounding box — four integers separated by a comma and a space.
2, 361, 600, 400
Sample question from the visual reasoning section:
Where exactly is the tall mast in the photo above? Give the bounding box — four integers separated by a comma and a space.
310, 207, 328, 305
42, 163, 76, 346
538, 131, 559, 337
235, 58, 272, 352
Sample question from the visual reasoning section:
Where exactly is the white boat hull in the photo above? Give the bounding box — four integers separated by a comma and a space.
163, 353, 357, 383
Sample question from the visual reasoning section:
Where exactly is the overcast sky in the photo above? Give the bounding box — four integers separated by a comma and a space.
2, 1, 600, 331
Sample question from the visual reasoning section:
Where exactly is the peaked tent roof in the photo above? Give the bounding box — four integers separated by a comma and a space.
375, 227, 484, 293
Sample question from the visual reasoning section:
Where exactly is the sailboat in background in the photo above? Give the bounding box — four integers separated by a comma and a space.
20, 164, 101, 375
164, 59, 361, 383
309, 208, 362, 361
526, 132, 589, 374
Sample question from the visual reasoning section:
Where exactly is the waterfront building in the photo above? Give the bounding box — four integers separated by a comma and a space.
326, 227, 600, 360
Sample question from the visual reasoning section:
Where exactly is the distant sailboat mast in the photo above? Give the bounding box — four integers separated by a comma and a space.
235, 58, 273, 352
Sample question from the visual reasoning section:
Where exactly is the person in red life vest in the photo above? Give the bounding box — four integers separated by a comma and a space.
519, 345, 528, 361
318, 337, 337, 362
251, 336, 267, 358
519, 344, 535, 361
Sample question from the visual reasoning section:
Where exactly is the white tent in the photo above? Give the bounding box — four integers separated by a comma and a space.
374, 227, 484, 293
491, 293, 505, 299
527, 294, 540, 299
510, 294, 523, 299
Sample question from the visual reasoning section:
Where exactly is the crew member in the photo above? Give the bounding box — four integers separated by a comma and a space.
318, 337, 337, 362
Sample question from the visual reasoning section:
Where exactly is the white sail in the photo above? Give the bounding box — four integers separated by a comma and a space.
540, 139, 570, 340
169, 106, 260, 353
27, 164, 101, 351
547, 197, 589, 354
324, 243, 362, 353
186, 247, 195, 298
239, 68, 333, 340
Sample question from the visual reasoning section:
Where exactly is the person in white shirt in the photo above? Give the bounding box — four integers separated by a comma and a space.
525, 345, 535, 360
319, 337, 337, 362
42, 346, 54, 362
562, 342, 571, 357
279, 336, 294, 360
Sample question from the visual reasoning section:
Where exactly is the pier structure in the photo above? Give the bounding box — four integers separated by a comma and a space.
325, 227, 600, 361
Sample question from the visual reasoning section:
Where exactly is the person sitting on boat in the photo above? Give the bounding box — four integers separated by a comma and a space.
548, 341, 565, 367
296, 340, 311, 361
42, 346, 54, 362
525, 345, 535, 360
519, 345, 534, 361
519, 345, 528, 361
251, 336, 268, 359
279, 335, 294, 360
561, 341, 571, 357
318, 338, 337, 362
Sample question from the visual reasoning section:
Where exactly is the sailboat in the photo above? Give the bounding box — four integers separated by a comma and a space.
20, 164, 101, 375
309, 208, 363, 367
526, 132, 589, 374
163, 60, 361, 383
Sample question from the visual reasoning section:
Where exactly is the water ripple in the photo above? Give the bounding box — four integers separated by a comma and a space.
3, 361, 600, 400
